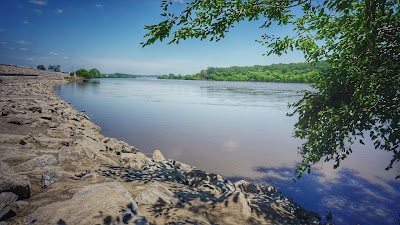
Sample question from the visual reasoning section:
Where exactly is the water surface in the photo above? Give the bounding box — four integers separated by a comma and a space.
56, 78, 400, 225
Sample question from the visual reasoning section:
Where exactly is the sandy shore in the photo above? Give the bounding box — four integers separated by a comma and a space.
0, 65, 324, 225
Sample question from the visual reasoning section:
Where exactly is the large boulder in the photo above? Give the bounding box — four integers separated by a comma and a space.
14, 154, 57, 172
59, 145, 117, 166
59, 146, 95, 165
0, 170, 31, 199
152, 150, 166, 162
0, 192, 18, 220
124, 153, 154, 170
27, 182, 148, 225
135, 182, 179, 205
235, 180, 262, 194
220, 191, 252, 223
76, 138, 107, 153
35, 136, 71, 149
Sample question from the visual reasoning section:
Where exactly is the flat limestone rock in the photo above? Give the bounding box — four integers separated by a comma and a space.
0, 192, 18, 220
14, 154, 57, 172
27, 182, 148, 225
135, 182, 179, 206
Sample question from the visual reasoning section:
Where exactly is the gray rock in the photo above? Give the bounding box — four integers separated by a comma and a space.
11, 200, 29, 213
59, 145, 117, 166
28, 105, 42, 113
35, 136, 71, 149
152, 149, 166, 162
6, 117, 24, 125
14, 154, 57, 172
41, 168, 61, 188
220, 191, 252, 222
173, 160, 193, 171
58, 146, 95, 164
235, 180, 262, 194
40, 114, 53, 120
0, 171, 31, 199
45, 128, 69, 138
76, 138, 106, 153
27, 182, 147, 225
125, 153, 154, 170
0, 192, 18, 220
135, 182, 179, 205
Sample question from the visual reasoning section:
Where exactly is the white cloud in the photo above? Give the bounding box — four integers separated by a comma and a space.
19, 48, 29, 51
23, 21, 29, 25
16, 40, 31, 45
29, 0, 47, 5
64, 56, 69, 59
33, 9, 42, 15
49, 51, 59, 56
26, 57, 35, 61
95, 4, 103, 8
55, 9, 63, 14
173, 0, 184, 3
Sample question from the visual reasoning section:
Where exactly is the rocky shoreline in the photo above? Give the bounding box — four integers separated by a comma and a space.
0, 65, 325, 225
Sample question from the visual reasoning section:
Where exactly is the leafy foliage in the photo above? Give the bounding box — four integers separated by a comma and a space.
76, 69, 93, 79
36, 65, 46, 71
89, 68, 102, 78
159, 62, 328, 83
103, 73, 136, 78
142, 0, 400, 179
48, 65, 61, 72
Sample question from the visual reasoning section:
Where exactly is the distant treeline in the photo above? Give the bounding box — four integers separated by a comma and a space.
75, 69, 136, 79
158, 61, 329, 83
103, 73, 136, 78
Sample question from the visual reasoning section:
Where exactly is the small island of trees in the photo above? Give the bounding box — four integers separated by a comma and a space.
158, 61, 329, 83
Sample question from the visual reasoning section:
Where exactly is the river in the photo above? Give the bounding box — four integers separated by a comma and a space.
55, 78, 400, 225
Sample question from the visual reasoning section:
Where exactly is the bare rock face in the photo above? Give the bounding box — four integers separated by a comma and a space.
0, 170, 31, 199
0, 192, 18, 220
27, 182, 148, 225
76, 138, 107, 153
220, 191, 252, 223
58, 146, 95, 165
152, 150, 165, 162
14, 154, 57, 172
135, 182, 179, 206
121, 152, 153, 170
234, 180, 262, 194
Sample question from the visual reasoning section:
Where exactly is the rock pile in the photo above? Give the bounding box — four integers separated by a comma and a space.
0, 65, 326, 225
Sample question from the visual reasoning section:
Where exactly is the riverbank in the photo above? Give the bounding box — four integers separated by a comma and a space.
0, 65, 325, 224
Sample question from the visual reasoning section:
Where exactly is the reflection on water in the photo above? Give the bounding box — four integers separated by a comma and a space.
55, 78, 400, 225
229, 167, 400, 225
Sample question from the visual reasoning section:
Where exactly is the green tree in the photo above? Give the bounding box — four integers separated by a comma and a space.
142, 0, 400, 179
89, 68, 102, 78
76, 69, 93, 79
48, 65, 61, 72
36, 65, 46, 71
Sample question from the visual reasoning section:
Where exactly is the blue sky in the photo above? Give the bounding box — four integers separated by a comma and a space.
0, 0, 305, 75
